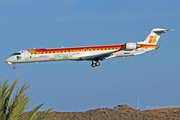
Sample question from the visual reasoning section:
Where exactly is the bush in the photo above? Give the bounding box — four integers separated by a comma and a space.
0, 79, 53, 120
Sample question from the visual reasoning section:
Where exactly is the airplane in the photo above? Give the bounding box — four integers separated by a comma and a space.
5, 28, 171, 69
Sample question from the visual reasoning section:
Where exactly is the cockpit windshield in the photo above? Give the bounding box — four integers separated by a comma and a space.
11, 53, 21, 56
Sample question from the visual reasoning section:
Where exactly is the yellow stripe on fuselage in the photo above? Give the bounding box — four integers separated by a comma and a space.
140, 45, 159, 49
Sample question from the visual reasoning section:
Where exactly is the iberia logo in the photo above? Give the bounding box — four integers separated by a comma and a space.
16, 56, 21, 60
148, 36, 157, 43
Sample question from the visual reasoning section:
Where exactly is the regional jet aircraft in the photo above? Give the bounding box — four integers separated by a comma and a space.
5, 28, 170, 69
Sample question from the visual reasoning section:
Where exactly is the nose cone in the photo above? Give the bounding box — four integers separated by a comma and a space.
5, 57, 13, 64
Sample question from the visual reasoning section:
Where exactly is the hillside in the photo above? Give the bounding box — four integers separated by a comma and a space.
22, 105, 180, 120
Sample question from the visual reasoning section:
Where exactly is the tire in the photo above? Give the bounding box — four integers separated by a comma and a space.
91, 63, 96, 67
95, 61, 100, 66
13, 66, 16, 69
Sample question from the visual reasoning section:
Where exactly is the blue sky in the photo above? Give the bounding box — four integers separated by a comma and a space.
0, 0, 180, 111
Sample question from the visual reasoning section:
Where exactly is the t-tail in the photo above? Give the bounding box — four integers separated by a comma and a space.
138, 28, 170, 45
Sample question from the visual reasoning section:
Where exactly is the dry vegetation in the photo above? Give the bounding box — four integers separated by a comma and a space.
28, 105, 180, 120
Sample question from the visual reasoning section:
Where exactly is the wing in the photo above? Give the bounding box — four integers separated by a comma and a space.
79, 50, 118, 61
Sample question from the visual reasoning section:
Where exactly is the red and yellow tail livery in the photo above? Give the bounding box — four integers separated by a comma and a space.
148, 36, 157, 44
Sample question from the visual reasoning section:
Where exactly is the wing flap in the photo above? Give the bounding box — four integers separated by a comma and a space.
79, 50, 118, 61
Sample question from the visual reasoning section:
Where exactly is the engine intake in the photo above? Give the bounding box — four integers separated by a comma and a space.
125, 43, 141, 50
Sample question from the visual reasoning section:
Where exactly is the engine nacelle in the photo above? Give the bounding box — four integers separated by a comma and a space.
125, 43, 141, 50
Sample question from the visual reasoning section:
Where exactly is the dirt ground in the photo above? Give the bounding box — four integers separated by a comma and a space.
23, 104, 180, 120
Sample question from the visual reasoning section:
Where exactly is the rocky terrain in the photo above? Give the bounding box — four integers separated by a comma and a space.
23, 105, 180, 120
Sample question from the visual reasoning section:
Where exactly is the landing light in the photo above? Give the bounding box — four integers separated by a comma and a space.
6, 62, 12, 65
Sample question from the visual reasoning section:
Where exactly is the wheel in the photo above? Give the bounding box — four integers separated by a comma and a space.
95, 61, 100, 66
91, 63, 96, 67
13, 66, 16, 69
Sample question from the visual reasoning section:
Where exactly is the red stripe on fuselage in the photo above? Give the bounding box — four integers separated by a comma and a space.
34, 44, 124, 52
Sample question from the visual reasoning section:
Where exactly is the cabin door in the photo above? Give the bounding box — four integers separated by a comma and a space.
24, 51, 30, 60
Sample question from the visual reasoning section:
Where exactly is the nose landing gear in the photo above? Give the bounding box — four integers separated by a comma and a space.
13, 65, 16, 69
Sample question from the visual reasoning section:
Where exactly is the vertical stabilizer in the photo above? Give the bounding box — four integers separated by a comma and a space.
138, 28, 167, 45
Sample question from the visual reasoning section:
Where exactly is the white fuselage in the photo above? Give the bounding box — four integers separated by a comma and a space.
5, 45, 156, 64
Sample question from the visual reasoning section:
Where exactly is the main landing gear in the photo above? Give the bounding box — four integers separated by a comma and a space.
91, 61, 100, 67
